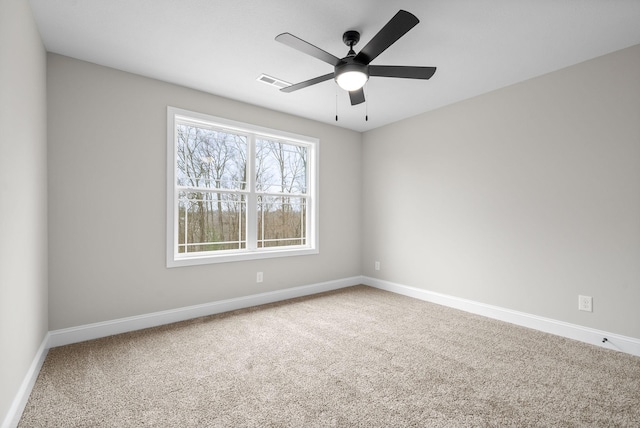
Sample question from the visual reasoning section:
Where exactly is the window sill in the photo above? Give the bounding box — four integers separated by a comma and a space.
166, 246, 319, 268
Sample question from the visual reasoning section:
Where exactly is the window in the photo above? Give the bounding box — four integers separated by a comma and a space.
167, 107, 318, 267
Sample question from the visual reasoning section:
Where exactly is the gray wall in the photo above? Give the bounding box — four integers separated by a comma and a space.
0, 0, 48, 423
362, 44, 640, 339
47, 54, 362, 330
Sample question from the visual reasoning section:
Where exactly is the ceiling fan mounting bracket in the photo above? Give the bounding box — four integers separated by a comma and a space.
342, 31, 360, 48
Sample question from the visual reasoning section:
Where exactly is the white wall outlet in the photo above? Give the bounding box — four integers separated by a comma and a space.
256, 272, 263, 283
374, 261, 380, 271
578, 295, 592, 312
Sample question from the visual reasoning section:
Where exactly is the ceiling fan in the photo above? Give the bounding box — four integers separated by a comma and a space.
275, 10, 436, 106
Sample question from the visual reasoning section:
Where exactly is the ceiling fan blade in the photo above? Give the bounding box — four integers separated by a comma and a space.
275, 33, 341, 66
349, 88, 365, 105
369, 65, 436, 79
280, 73, 334, 93
354, 10, 419, 65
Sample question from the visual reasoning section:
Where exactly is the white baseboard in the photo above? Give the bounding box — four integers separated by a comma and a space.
363, 277, 640, 357
42, 274, 640, 356
1, 333, 49, 428
48, 276, 362, 348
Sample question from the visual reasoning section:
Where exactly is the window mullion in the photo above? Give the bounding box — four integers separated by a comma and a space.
246, 134, 257, 250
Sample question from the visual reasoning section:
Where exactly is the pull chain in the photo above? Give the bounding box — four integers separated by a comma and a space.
365, 83, 369, 121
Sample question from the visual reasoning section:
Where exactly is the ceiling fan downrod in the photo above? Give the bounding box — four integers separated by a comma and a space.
342, 30, 360, 56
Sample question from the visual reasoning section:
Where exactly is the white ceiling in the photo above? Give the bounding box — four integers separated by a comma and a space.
29, 0, 640, 132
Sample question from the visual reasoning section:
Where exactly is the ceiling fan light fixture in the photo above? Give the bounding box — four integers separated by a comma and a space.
335, 60, 369, 91
336, 70, 368, 91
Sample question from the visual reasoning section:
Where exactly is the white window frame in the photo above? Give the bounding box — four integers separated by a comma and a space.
167, 107, 319, 267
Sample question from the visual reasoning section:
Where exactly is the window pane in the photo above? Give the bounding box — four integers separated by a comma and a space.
176, 124, 247, 190
257, 195, 306, 248
178, 191, 246, 252
256, 139, 307, 194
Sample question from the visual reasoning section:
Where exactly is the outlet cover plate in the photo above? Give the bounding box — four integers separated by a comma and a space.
578, 295, 592, 312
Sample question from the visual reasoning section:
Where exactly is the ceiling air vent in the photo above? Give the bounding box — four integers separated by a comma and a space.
257, 74, 291, 89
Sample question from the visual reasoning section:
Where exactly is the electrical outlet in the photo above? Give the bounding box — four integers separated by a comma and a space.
374, 261, 380, 271
578, 295, 592, 312
257, 272, 263, 283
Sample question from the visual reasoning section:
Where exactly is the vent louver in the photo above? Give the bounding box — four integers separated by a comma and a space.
257, 74, 291, 89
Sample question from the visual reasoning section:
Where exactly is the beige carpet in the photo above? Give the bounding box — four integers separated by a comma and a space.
19, 286, 640, 427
